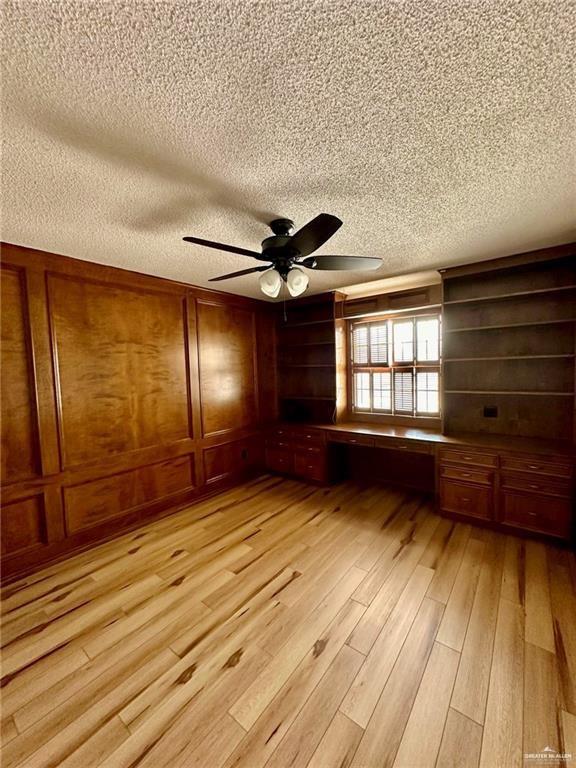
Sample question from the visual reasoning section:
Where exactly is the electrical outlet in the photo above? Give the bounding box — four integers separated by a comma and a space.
483, 405, 498, 418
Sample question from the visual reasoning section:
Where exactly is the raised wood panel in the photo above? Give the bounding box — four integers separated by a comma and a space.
1, 266, 38, 483
63, 455, 195, 534
203, 437, 263, 484
197, 300, 258, 436
1, 494, 46, 555
0, 243, 275, 577
48, 274, 192, 467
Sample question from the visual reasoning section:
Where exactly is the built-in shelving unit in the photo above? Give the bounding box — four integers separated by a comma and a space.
276, 292, 347, 423
441, 252, 576, 441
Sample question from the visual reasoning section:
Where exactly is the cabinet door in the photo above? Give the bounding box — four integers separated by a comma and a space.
500, 490, 572, 539
265, 447, 293, 475
294, 451, 326, 483
440, 479, 492, 520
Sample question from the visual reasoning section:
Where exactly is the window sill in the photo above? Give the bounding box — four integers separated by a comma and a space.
347, 412, 442, 430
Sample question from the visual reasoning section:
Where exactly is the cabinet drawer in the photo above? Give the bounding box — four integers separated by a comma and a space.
440, 479, 492, 520
269, 427, 294, 441
266, 438, 292, 450
294, 452, 326, 482
500, 491, 572, 539
501, 455, 572, 479
328, 433, 375, 447
265, 447, 293, 474
440, 466, 493, 486
292, 430, 325, 447
501, 473, 571, 498
374, 437, 433, 454
439, 449, 498, 468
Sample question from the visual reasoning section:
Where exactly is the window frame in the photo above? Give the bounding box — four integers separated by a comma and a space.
348, 311, 441, 422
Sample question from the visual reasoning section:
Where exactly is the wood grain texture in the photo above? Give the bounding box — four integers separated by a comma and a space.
479, 598, 524, 768
0, 244, 275, 576
436, 708, 483, 768
48, 273, 192, 466
1, 479, 574, 768
197, 300, 258, 436
0, 265, 37, 483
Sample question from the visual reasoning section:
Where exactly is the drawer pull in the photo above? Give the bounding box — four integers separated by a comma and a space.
529, 484, 539, 490
349, 439, 357, 443
527, 511, 538, 517
461, 497, 471, 503
461, 472, 471, 477
529, 465, 540, 470
463, 455, 472, 461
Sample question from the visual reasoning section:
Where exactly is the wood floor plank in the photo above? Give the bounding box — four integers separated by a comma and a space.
230, 566, 366, 730
341, 564, 434, 728
450, 532, 505, 725
525, 540, 555, 653
392, 642, 460, 768
501, 536, 525, 606
3, 647, 178, 768
134, 642, 272, 768
426, 522, 472, 603
548, 555, 576, 715
436, 536, 484, 651
436, 708, 483, 768
1, 645, 90, 718
172, 713, 246, 768
264, 644, 364, 768
306, 711, 364, 768
346, 515, 438, 655
562, 709, 576, 762
56, 715, 131, 768
0, 479, 567, 768
222, 604, 365, 768
349, 597, 445, 768
479, 598, 524, 768
524, 642, 564, 768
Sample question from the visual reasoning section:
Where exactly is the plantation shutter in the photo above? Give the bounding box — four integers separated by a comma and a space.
369, 323, 388, 364
393, 371, 414, 413
352, 325, 369, 364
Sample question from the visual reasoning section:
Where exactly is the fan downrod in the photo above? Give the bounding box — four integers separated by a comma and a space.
269, 218, 295, 236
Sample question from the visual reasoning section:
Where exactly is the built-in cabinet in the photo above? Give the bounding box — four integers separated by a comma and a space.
265, 425, 328, 483
438, 445, 573, 539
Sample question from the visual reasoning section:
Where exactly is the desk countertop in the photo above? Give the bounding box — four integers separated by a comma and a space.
308, 421, 575, 457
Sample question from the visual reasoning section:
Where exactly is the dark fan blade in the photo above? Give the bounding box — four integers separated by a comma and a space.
289, 214, 342, 258
208, 265, 271, 282
183, 236, 269, 261
301, 255, 382, 271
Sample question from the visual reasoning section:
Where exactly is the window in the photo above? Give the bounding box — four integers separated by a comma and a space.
350, 314, 441, 417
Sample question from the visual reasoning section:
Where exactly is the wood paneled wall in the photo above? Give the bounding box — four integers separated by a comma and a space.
0, 242, 277, 577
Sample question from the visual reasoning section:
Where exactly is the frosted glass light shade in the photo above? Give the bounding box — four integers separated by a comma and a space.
286, 268, 309, 297
259, 268, 282, 297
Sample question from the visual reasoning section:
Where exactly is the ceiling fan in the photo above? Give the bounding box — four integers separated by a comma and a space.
183, 214, 382, 298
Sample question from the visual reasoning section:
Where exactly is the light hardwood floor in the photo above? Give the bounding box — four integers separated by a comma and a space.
1, 476, 575, 768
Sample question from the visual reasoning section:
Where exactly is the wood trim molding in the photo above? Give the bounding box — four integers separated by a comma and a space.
0, 242, 276, 576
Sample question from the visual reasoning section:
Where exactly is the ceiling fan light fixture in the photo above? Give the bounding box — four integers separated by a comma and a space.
286, 267, 309, 297
259, 268, 282, 298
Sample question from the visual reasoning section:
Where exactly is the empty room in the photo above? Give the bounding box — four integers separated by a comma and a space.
1, 1, 575, 767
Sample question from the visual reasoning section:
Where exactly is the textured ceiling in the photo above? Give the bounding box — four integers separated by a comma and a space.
1, 0, 575, 300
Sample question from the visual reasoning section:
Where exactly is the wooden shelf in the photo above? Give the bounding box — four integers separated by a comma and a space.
444, 354, 575, 362
443, 284, 576, 306
445, 319, 575, 333
444, 390, 573, 397
280, 395, 336, 401
279, 318, 334, 328
278, 363, 336, 368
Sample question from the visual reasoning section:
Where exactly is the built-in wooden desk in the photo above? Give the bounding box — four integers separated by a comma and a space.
265, 422, 575, 543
